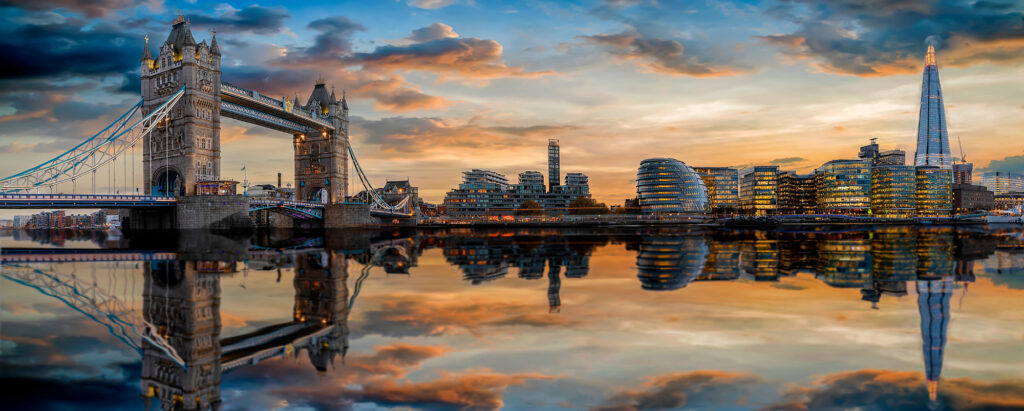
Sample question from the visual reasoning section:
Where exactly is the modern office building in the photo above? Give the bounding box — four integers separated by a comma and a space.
915, 166, 953, 217
980, 171, 1024, 195
951, 184, 994, 214
694, 167, 740, 212
914, 45, 953, 169
636, 236, 709, 290
635, 158, 709, 214
871, 165, 917, 218
994, 192, 1024, 211
858, 140, 880, 164
739, 166, 779, 216
952, 163, 973, 185
778, 171, 816, 215
815, 160, 872, 215
548, 139, 560, 192
879, 149, 907, 165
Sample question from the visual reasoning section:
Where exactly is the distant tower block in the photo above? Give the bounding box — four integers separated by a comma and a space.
141, 13, 222, 196
548, 139, 560, 192
914, 45, 953, 169
294, 81, 349, 203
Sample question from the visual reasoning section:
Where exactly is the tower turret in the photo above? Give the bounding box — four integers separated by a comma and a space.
210, 30, 221, 56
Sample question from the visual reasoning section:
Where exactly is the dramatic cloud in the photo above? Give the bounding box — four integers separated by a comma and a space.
345, 27, 556, 81
354, 117, 575, 152
0, 20, 139, 80
354, 295, 578, 337
768, 369, 1024, 410
770, 157, 808, 165
406, 22, 460, 43
0, 0, 158, 18
578, 29, 745, 77
188, 5, 291, 35
980, 154, 1024, 174
406, 0, 461, 9
758, 0, 1024, 76
593, 371, 764, 411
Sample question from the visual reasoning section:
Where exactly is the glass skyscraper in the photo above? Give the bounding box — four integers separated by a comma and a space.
914, 45, 953, 169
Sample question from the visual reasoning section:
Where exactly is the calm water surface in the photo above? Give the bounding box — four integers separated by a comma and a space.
2, 227, 1023, 410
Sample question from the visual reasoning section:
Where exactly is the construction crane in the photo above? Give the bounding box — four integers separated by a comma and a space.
956, 135, 966, 163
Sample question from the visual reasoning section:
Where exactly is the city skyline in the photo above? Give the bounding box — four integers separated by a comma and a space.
1, 0, 1023, 210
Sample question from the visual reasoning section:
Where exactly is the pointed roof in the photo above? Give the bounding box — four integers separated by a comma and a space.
210, 30, 221, 55
141, 34, 153, 61
341, 90, 348, 110
165, 13, 196, 54
330, 85, 337, 103
925, 44, 936, 67
305, 82, 332, 113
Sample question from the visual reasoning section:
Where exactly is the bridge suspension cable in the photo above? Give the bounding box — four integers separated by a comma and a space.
0, 86, 187, 194
346, 145, 412, 215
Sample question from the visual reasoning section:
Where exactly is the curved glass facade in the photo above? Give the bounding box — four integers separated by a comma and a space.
636, 236, 709, 290
636, 158, 709, 214
815, 160, 871, 215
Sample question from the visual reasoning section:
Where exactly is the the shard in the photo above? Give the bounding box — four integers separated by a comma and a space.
914, 45, 953, 169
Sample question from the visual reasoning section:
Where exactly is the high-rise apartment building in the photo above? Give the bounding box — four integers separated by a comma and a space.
914, 45, 953, 169
548, 139, 560, 191
695, 167, 740, 212
739, 166, 778, 216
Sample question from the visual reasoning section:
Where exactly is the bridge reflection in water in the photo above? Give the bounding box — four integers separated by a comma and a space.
2, 226, 1022, 409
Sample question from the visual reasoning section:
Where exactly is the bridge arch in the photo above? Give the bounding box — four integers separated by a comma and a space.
152, 167, 184, 197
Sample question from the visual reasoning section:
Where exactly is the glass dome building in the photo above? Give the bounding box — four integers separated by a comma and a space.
636, 158, 710, 214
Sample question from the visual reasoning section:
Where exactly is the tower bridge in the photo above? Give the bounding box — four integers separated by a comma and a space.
0, 13, 418, 229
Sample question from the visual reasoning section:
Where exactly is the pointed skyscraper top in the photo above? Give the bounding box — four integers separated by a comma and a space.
914, 43, 952, 169
926, 44, 936, 66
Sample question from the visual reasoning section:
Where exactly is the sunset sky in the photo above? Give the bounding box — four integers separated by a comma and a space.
1, 0, 1023, 205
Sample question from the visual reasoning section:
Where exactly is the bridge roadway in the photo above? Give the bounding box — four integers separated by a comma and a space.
0, 193, 175, 209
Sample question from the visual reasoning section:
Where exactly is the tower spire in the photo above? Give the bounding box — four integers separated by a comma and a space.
210, 29, 221, 56
926, 44, 936, 66
141, 34, 152, 62
914, 44, 952, 169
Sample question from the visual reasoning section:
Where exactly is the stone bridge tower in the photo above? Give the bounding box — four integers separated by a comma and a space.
141, 260, 223, 410
141, 13, 222, 196
294, 250, 350, 370
293, 79, 349, 203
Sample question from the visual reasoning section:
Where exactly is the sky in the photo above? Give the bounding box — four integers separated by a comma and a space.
1, 0, 1023, 206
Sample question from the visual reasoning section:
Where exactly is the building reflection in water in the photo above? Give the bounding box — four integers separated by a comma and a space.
6, 226, 1015, 409
140, 249, 350, 410
636, 235, 708, 290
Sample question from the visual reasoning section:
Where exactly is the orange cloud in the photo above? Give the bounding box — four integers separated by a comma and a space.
356, 295, 578, 337
594, 370, 763, 411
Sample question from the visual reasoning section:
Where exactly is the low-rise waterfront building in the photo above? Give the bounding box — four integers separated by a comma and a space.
916, 167, 953, 217
994, 192, 1024, 211
636, 158, 709, 214
739, 166, 778, 216
443, 168, 592, 217
951, 184, 994, 214
871, 165, 917, 218
815, 160, 872, 215
694, 167, 739, 213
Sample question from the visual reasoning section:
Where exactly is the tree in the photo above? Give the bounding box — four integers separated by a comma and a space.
515, 200, 545, 216
568, 197, 610, 215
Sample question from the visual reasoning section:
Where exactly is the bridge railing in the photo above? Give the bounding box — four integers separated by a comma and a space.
0, 193, 176, 202
249, 198, 325, 208
221, 81, 333, 129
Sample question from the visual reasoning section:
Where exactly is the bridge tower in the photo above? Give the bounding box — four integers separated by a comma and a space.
294, 250, 350, 370
140, 260, 223, 410
141, 13, 222, 196
294, 80, 349, 203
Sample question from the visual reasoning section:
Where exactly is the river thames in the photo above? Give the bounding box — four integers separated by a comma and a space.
2, 226, 1023, 410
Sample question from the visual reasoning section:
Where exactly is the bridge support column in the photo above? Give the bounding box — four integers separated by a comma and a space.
176, 195, 254, 230
324, 203, 377, 228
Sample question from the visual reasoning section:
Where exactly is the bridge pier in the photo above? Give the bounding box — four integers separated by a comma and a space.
126, 195, 255, 230
324, 203, 377, 228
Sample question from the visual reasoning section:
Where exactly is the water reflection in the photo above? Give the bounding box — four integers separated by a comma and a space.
2, 226, 1022, 409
